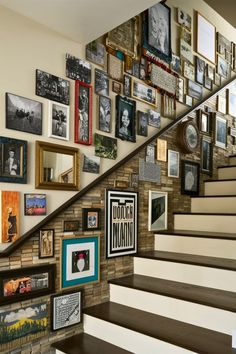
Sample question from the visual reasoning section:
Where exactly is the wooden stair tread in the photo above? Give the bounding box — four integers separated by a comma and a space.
174, 212, 236, 215
136, 250, 236, 271
109, 274, 236, 312
217, 165, 236, 169
204, 178, 236, 182
158, 229, 236, 240
84, 301, 234, 354
51, 333, 132, 354
191, 195, 236, 198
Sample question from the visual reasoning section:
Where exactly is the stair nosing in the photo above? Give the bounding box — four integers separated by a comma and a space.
191, 194, 236, 198
174, 212, 236, 216
217, 164, 236, 169
204, 178, 236, 182
156, 229, 236, 240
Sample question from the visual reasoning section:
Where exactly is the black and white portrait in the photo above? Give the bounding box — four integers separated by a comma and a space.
177, 8, 192, 32
66, 54, 91, 84
83, 155, 100, 174
49, 102, 69, 140
95, 69, 109, 96
3, 145, 21, 177
195, 57, 205, 85
98, 95, 111, 133
78, 85, 89, 142
123, 75, 131, 97
6, 93, 42, 135
137, 111, 148, 137
148, 109, 161, 128
115, 96, 136, 142
86, 40, 106, 67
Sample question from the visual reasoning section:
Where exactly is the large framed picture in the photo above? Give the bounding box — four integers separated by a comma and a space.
98, 95, 111, 133
196, 12, 216, 64
226, 89, 236, 118
86, 40, 106, 68
214, 114, 227, 149
61, 236, 100, 289
0, 137, 27, 184
105, 189, 138, 258
148, 191, 168, 231
51, 289, 82, 331
48, 101, 69, 140
168, 150, 179, 178
66, 53, 91, 83
95, 133, 117, 160
75, 80, 92, 145
181, 160, 200, 195
24, 194, 46, 216
82, 208, 101, 231
131, 78, 157, 106
0, 264, 55, 305
115, 95, 136, 142
6, 92, 42, 135
39, 229, 54, 258
201, 137, 212, 175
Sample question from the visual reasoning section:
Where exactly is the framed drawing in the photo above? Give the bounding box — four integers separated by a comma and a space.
48, 101, 69, 141
131, 78, 157, 107
66, 54, 91, 84
137, 111, 148, 136
196, 12, 216, 64
75, 80, 92, 145
51, 289, 82, 331
201, 136, 212, 175
217, 95, 226, 114
226, 89, 236, 117
63, 220, 79, 232
95, 69, 109, 96
0, 191, 20, 243
94, 133, 117, 160
195, 56, 205, 85
82, 208, 101, 231
39, 229, 54, 258
115, 95, 136, 142
86, 40, 106, 68
107, 53, 123, 83
187, 80, 202, 100
197, 110, 210, 134
61, 236, 100, 289
24, 194, 46, 216
98, 95, 111, 133
177, 8, 192, 32
148, 190, 168, 231
156, 138, 167, 162
105, 189, 138, 258
214, 114, 227, 149
168, 150, 179, 178
83, 155, 100, 174
181, 160, 200, 195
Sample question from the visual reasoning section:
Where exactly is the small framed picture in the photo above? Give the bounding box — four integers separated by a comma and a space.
156, 138, 167, 162
197, 110, 210, 134
148, 190, 168, 231
39, 229, 54, 258
226, 89, 236, 117
115, 95, 136, 142
201, 137, 212, 175
214, 114, 227, 149
48, 101, 69, 140
86, 40, 106, 68
130, 173, 139, 188
204, 76, 213, 91
63, 220, 79, 232
168, 150, 179, 178
180, 39, 193, 64
82, 208, 101, 231
123, 74, 131, 97
177, 8, 192, 32
132, 59, 140, 78
83, 155, 100, 174
98, 95, 111, 133
170, 54, 181, 74
146, 144, 155, 163
112, 81, 122, 94
95, 69, 109, 96
181, 160, 200, 195
131, 78, 157, 107
206, 64, 214, 80
148, 110, 161, 128
177, 77, 184, 103
217, 95, 226, 114
214, 72, 221, 87
185, 94, 193, 107
107, 53, 123, 83
66, 54, 91, 84
187, 80, 203, 100
95, 133, 117, 160
183, 61, 195, 81
75, 80, 92, 145
195, 56, 205, 85
217, 55, 230, 78
24, 194, 46, 216
137, 111, 148, 137
180, 26, 192, 46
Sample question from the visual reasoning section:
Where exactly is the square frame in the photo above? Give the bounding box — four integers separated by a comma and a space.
48, 101, 70, 141
115, 95, 136, 142
39, 229, 54, 258
148, 191, 168, 231
24, 194, 46, 216
82, 208, 101, 231
181, 160, 200, 195
75, 80, 92, 145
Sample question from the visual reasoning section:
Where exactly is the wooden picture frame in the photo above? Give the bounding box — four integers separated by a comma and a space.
75, 80, 92, 145
82, 208, 101, 231
137, 111, 148, 136
39, 229, 54, 258
63, 220, 79, 232
107, 53, 123, 83
197, 110, 210, 134
181, 160, 200, 195
196, 12, 216, 64
177, 8, 192, 32
148, 190, 168, 231
86, 40, 106, 68
66, 54, 91, 84
195, 56, 205, 85
168, 150, 179, 178
131, 77, 157, 107
217, 95, 227, 115
94, 133, 117, 160
24, 193, 46, 216
115, 95, 136, 142
214, 114, 227, 149
0, 191, 20, 243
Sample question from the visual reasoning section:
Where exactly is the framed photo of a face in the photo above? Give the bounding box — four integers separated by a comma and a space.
82, 208, 101, 231
195, 56, 205, 85
39, 229, 54, 258
75, 80, 92, 145
24, 194, 46, 216
48, 101, 69, 140
98, 95, 111, 133
95, 69, 109, 97
168, 150, 179, 178
83, 155, 100, 174
181, 160, 200, 195
217, 95, 226, 114
107, 53, 123, 83
95, 133, 117, 160
86, 40, 106, 68
148, 110, 161, 128
137, 111, 148, 136
177, 8, 192, 32
201, 137, 212, 175
196, 12, 216, 64
131, 78, 157, 107
214, 114, 227, 149
226, 89, 236, 118
148, 191, 168, 231
198, 110, 210, 134
66, 54, 91, 84
115, 95, 136, 142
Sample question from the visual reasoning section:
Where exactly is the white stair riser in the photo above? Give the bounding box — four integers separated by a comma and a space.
204, 180, 236, 196
155, 235, 236, 259
218, 167, 236, 180
110, 284, 236, 335
191, 197, 236, 213
174, 214, 236, 233
55, 351, 65, 354
229, 157, 236, 165
84, 314, 195, 354
134, 257, 236, 292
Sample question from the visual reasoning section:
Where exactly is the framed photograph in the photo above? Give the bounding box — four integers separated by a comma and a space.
214, 72, 221, 87
131, 78, 157, 107
95, 133, 117, 160
48, 101, 69, 140
201, 137, 212, 175
98, 95, 111, 133
177, 8, 191, 32
206, 64, 214, 80
39, 229, 54, 258
195, 56, 205, 85
0, 137, 27, 184
115, 95, 136, 142
214, 114, 227, 149
95, 69, 109, 96
0, 264, 55, 305
162, 94, 176, 119
124, 55, 133, 74
181, 160, 200, 195
204, 76, 213, 91
66, 53, 91, 84
177, 77, 184, 103
63, 220, 79, 232
170, 54, 181, 74
150, 63, 177, 96
112, 81, 122, 94
198, 110, 210, 134
180, 26, 191, 46
132, 59, 140, 78
139, 159, 161, 183
137, 111, 148, 136
148, 191, 168, 231
188, 80, 203, 100
105, 190, 138, 258
107, 53, 123, 83
217, 32, 232, 55
196, 12, 216, 64
82, 208, 101, 231
217, 95, 226, 114
61, 235, 100, 289
36, 69, 70, 105
75, 80, 92, 145
183, 60, 195, 81
86, 40, 106, 68
6, 93, 42, 135
180, 39, 193, 64
146, 144, 155, 163
0, 191, 19, 243
123, 74, 131, 97
226, 89, 236, 117
217, 55, 230, 78
168, 150, 179, 178
130, 173, 139, 188
140, 57, 147, 80
148, 110, 161, 128
157, 138, 167, 162
185, 94, 193, 107
24, 194, 46, 216
51, 289, 82, 331
83, 155, 100, 174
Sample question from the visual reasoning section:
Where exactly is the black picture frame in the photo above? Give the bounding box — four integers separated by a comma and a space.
181, 160, 200, 195
137, 111, 148, 137
95, 68, 109, 96
63, 220, 80, 232
195, 56, 205, 85
98, 95, 111, 133
201, 137, 213, 175
115, 95, 136, 142
66, 53, 91, 83
39, 229, 54, 258
82, 208, 101, 231
0, 264, 55, 305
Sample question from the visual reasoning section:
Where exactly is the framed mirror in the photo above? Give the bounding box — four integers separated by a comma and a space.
35, 141, 79, 190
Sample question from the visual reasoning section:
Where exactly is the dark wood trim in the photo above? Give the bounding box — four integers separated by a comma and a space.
217, 165, 236, 169
229, 154, 236, 158
158, 229, 236, 240
174, 212, 236, 216
191, 195, 236, 198
204, 179, 236, 182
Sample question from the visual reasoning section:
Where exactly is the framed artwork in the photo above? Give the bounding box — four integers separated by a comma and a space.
137, 111, 148, 136
39, 229, 54, 258
148, 110, 161, 128
48, 101, 69, 140
226, 89, 236, 117
83, 155, 100, 174
0, 264, 55, 305
217, 55, 230, 78
124, 55, 133, 75
131, 78, 157, 107
181, 160, 200, 195
185, 94, 193, 107
0, 137, 27, 184
217, 32, 232, 55
75, 80, 92, 145
95, 69, 109, 96
148, 191, 168, 231
105, 189, 138, 258
6, 93, 42, 135
82, 208, 101, 231
24, 194, 46, 216
112, 81, 122, 94
162, 94, 176, 119
157, 138, 167, 162
198, 110, 210, 134
177, 8, 192, 32
170, 54, 181, 74
168, 150, 179, 178
139, 159, 161, 183
195, 56, 205, 85
86, 40, 106, 68
132, 59, 140, 78
206, 64, 214, 80
150, 63, 177, 96
107, 53, 123, 83
180, 39, 193, 64
214, 114, 227, 149
201, 137, 212, 175
115, 95, 136, 142
66, 54, 91, 84
180, 26, 191, 46
214, 73, 221, 87
61, 235, 100, 289
183, 60, 195, 81
98, 95, 111, 133
187, 80, 203, 100
140, 57, 147, 80
123, 74, 131, 97
63, 220, 79, 232
129, 173, 139, 188
217, 95, 226, 114
146, 144, 155, 163
94, 133, 117, 160
204, 76, 213, 91
51, 289, 82, 331
196, 12, 216, 64
36, 69, 70, 105
0, 191, 20, 243
177, 77, 184, 103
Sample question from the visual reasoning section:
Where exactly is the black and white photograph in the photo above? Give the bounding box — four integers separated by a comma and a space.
188, 80, 203, 100
177, 8, 192, 32
214, 72, 221, 87
180, 26, 192, 46
131, 79, 157, 106
227, 89, 236, 118
148, 109, 161, 128
39, 229, 54, 258
137, 111, 148, 136
86, 40, 106, 67
6, 93, 42, 135
148, 191, 168, 231
197, 13, 216, 64
201, 137, 212, 175
185, 94, 193, 107
207, 64, 214, 81
115, 95, 136, 142
170, 54, 181, 74
98, 95, 111, 133
112, 81, 122, 94
140, 57, 147, 80
95, 133, 117, 160
48, 101, 69, 140
95, 69, 109, 96
132, 59, 140, 78
168, 150, 179, 178
75, 81, 92, 145
215, 114, 227, 149
217, 32, 232, 55
181, 160, 200, 195
123, 74, 131, 97
195, 56, 205, 85
66, 53, 91, 84
146, 144, 155, 163
180, 39, 193, 64
177, 77, 184, 103
204, 76, 213, 91
217, 95, 226, 114
107, 53, 123, 83
183, 61, 195, 81
83, 155, 100, 174
217, 55, 230, 78
36, 69, 70, 105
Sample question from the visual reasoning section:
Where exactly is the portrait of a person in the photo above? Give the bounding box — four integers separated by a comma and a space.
7, 207, 17, 242
119, 108, 131, 140
79, 87, 89, 141
4, 148, 20, 176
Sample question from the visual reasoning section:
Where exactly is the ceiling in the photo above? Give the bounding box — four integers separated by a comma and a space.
0, 0, 159, 44
204, 0, 236, 28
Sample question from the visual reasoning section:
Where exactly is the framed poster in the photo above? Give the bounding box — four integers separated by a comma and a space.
214, 114, 227, 149
148, 191, 168, 231
115, 95, 136, 142
105, 190, 138, 258
75, 80, 92, 145
82, 208, 101, 231
181, 160, 200, 195
48, 101, 69, 141
196, 12, 216, 64
168, 150, 179, 178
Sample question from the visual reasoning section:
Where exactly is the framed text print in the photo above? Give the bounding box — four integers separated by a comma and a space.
196, 12, 216, 64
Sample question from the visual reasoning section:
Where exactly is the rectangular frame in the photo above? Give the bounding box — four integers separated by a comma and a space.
214, 114, 227, 149
156, 138, 167, 162
63, 220, 79, 232
131, 77, 157, 107
86, 40, 106, 68
226, 89, 236, 118
201, 136, 213, 175
168, 150, 179, 178
98, 95, 111, 133
39, 229, 54, 258
196, 12, 216, 64
66, 53, 91, 84
181, 160, 200, 195
107, 53, 123, 83
115, 95, 136, 142
137, 111, 148, 136
187, 79, 203, 100
197, 110, 210, 134
217, 95, 227, 115
24, 193, 46, 216
48, 101, 70, 141
75, 80, 92, 145
82, 208, 101, 231
148, 190, 168, 231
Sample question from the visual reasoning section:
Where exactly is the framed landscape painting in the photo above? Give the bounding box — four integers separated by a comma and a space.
148, 191, 168, 231
24, 194, 46, 216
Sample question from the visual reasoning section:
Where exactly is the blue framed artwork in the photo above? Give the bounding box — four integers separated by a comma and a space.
61, 236, 100, 289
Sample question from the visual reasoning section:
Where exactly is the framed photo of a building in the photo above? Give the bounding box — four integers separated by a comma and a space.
148, 191, 168, 231
105, 189, 138, 258
196, 12, 216, 64
75, 80, 92, 145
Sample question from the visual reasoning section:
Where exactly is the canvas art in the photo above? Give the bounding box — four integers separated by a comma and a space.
66, 54, 91, 83
0, 191, 19, 243
148, 191, 168, 231
24, 194, 46, 216
95, 133, 117, 160
48, 101, 69, 140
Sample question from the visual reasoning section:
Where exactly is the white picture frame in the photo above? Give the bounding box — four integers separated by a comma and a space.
168, 150, 179, 178
214, 114, 227, 149
148, 190, 168, 231
197, 12, 216, 64
48, 101, 70, 141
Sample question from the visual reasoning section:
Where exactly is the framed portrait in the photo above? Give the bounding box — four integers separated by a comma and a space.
137, 111, 148, 136
148, 109, 161, 128
98, 95, 111, 133
36, 69, 70, 105
170, 54, 181, 74
0, 264, 55, 305
179, 26, 191, 46
187, 80, 203, 100
39, 229, 54, 258
95, 69, 109, 97
217, 55, 230, 78
204, 76, 213, 91
185, 94, 193, 107
63, 220, 79, 232
105, 189, 138, 258
214, 114, 227, 149
51, 289, 82, 331
226, 89, 236, 118
148, 191, 168, 231
123, 74, 131, 97
86, 40, 106, 68
195, 56, 205, 85
75, 80, 92, 145
66, 53, 91, 84
0, 137, 27, 184
60, 235, 100, 289
6, 93, 42, 135
177, 77, 184, 103
115, 95, 136, 142
24, 194, 46, 216
201, 137, 212, 175
196, 12, 216, 64
180, 39, 193, 64
217, 95, 227, 114
197, 110, 210, 134
82, 208, 101, 231
48, 101, 69, 141
0, 191, 19, 243
181, 160, 200, 195
150, 63, 177, 96
83, 155, 100, 174
183, 60, 195, 81
131, 78, 157, 107
157, 138, 167, 162
112, 81, 122, 94
146, 144, 155, 163
177, 8, 192, 32
95, 133, 117, 160
107, 53, 123, 83
168, 150, 179, 178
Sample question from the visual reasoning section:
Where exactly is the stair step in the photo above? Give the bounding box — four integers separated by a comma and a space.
204, 179, 236, 195
229, 155, 236, 165
217, 165, 236, 179
84, 301, 234, 354
158, 229, 236, 240
191, 195, 236, 213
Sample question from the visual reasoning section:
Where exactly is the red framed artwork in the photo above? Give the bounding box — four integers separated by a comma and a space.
75, 81, 92, 145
